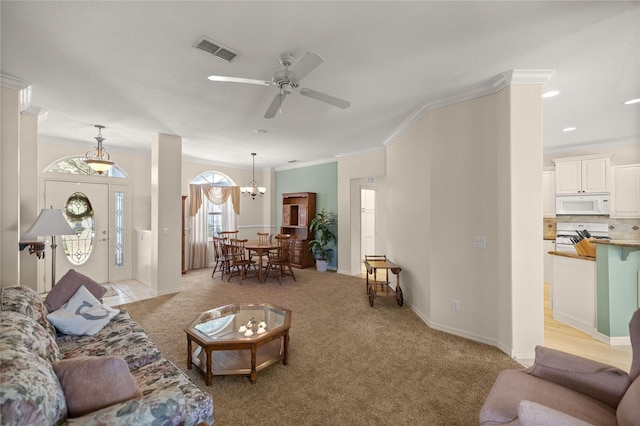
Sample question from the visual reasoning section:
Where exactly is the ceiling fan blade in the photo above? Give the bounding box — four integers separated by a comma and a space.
299, 88, 350, 109
207, 75, 271, 86
264, 93, 286, 119
291, 52, 324, 80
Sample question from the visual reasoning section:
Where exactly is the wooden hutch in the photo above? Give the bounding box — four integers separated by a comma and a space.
281, 192, 316, 269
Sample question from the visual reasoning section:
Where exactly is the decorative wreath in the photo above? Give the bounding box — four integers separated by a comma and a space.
64, 193, 92, 221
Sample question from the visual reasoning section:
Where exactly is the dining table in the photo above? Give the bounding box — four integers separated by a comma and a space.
244, 239, 279, 283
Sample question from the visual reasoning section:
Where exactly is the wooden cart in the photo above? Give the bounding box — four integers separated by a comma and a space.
364, 255, 403, 307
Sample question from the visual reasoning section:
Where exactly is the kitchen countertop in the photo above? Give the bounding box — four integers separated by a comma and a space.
548, 250, 595, 261
592, 240, 640, 249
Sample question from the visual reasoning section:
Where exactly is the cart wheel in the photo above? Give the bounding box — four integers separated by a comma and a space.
367, 285, 375, 307
396, 286, 403, 306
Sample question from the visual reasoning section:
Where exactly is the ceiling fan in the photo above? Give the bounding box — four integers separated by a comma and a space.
208, 52, 350, 118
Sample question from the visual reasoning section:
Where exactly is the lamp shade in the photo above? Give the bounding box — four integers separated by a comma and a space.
20, 208, 76, 241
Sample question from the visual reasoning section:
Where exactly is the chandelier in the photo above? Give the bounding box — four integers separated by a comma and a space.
84, 125, 115, 174
240, 153, 266, 199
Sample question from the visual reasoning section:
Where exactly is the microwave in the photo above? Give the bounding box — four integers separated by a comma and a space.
555, 194, 610, 215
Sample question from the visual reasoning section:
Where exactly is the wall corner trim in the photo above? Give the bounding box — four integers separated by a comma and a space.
382, 69, 556, 148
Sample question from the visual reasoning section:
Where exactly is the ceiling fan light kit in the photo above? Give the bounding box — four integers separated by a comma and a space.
208, 51, 350, 118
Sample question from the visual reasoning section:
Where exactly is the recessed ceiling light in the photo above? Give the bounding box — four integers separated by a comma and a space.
254, 129, 268, 134
624, 98, 640, 105
562, 127, 577, 132
542, 90, 559, 98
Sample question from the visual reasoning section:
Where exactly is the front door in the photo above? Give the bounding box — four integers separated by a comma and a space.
44, 180, 109, 289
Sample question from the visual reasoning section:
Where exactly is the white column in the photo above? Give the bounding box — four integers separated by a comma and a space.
1, 84, 22, 287
19, 112, 40, 287
151, 133, 182, 295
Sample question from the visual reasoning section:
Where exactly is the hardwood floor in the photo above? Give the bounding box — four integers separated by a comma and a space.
544, 283, 632, 371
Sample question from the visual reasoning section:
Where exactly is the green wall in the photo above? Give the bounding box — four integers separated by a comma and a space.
276, 162, 338, 268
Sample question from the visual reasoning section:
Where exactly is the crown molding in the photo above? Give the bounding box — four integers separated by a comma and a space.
383, 69, 556, 148
0, 73, 34, 113
334, 145, 386, 159
0, 73, 31, 90
22, 105, 48, 121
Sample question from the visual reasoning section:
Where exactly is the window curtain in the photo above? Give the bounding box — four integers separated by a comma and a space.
189, 201, 209, 269
188, 184, 240, 269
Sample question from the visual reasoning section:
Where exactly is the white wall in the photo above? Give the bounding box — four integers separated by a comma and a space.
336, 149, 386, 275
382, 83, 544, 360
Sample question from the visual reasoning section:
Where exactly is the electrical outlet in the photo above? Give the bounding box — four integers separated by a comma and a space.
452, 300, 460, 312
473, 236, 486, 248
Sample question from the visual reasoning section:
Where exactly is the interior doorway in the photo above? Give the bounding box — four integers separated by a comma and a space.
361, 188, 376, 260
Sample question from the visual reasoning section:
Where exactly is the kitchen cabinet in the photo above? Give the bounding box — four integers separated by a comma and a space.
281, 192, 316, 268
542, 171, 555, 217
551, 253, 596, 336
554, 157, 610, 194
610, 164, 640, 218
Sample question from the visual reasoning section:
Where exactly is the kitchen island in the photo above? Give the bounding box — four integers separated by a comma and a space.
594, 240, 640, 345
548, 250, 596, 337
548, 240, 640, 345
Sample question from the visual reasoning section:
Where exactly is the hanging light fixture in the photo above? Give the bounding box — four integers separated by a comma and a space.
240, 153, 267, 199
84, 124, 115, 174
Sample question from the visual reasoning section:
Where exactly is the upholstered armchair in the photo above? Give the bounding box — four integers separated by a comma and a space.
480, 309, 640, 425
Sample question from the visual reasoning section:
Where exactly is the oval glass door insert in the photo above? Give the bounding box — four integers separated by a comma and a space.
62, 192, 95, 265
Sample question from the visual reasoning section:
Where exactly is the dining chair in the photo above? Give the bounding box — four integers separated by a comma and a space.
218, 230, 239, 245
211, 236, 230, 279
226, 239, 256, 284
265, 234, 296, 285
251, 232, 272, 263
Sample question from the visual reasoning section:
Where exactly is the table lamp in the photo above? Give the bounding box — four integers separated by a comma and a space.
19, 207, 76, 287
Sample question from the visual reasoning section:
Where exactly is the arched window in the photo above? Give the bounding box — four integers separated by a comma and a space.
191, 171, 235, 237
189, 171, 238, 270
45, 157, 127, 178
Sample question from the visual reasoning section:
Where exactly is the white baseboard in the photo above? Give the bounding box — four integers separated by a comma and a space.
593, 332, 631, 346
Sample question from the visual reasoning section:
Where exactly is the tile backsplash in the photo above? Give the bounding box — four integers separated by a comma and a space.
543, 216, 640, 240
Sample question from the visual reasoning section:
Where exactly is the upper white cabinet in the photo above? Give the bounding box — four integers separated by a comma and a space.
610, 164, 640, 218
554, 156, 610, 194
542, 171, 555, 217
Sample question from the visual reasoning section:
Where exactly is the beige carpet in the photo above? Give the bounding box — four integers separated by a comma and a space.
122, 267, 521, 425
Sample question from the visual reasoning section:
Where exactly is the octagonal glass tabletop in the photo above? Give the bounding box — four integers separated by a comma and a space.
188, 303, 289, 342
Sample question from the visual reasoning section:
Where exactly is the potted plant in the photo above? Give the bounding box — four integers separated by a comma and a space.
308, 208, 337, 272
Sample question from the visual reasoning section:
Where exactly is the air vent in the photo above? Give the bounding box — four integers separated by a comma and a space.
194, 36, 239, 63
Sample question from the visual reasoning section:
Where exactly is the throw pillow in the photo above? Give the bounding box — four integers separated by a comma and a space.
45, 269, 107, 312
53, 356, 142, 418
46, 286, 119, 336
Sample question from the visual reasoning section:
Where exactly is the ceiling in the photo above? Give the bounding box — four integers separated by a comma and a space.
1, 1, 638, 170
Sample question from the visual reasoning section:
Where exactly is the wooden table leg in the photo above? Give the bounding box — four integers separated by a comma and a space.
250, 345, 257, 383
186, 336, 193, 370
282, 332, 289, 366
205, 348, 213, 386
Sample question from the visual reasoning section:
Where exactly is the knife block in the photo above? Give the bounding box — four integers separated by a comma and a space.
574, 239, 596, 257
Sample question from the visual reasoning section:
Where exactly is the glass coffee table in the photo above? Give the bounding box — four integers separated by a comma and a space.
185, 303, 291, 385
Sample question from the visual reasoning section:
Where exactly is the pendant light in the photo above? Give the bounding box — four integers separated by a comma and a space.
84, 125, 115, 174
240, 153, 266, 199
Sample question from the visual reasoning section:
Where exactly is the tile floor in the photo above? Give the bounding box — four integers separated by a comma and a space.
102, 280, 155, 307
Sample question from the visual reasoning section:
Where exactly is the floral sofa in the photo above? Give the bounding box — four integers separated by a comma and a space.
0, 284, 214, 425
